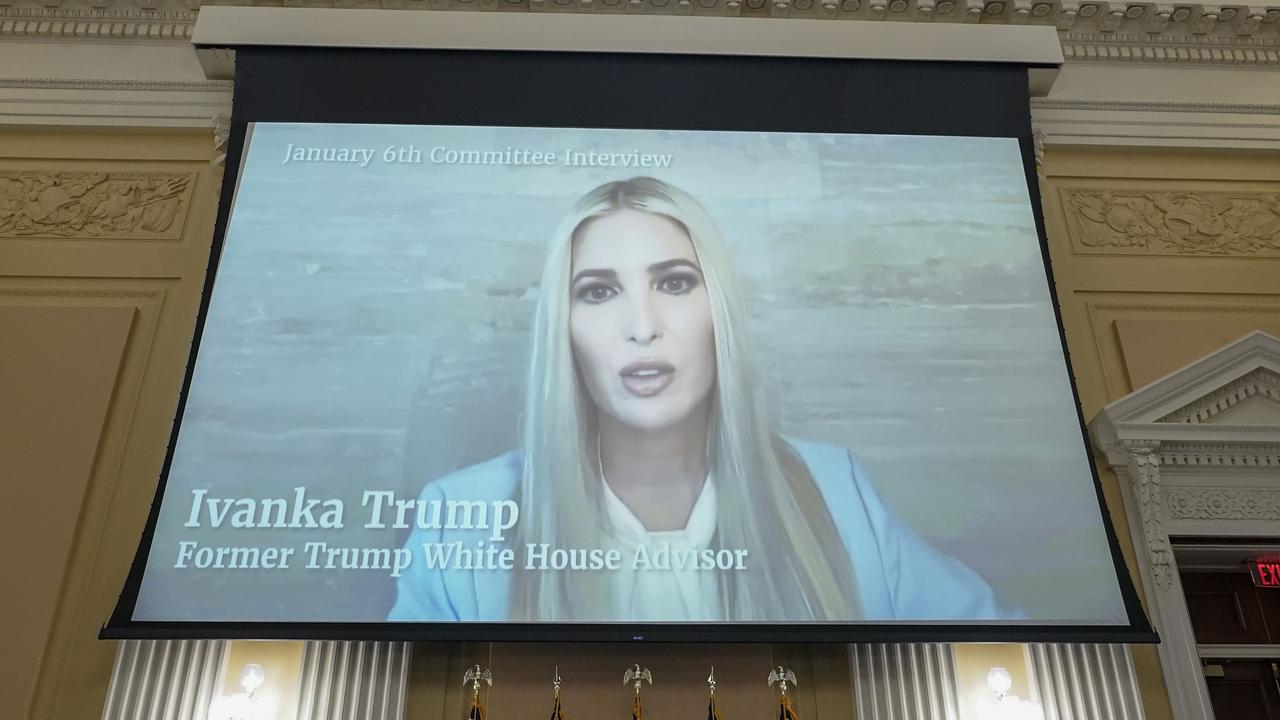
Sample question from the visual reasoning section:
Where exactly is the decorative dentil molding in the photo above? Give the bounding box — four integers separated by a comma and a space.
0, 171, 194, 240
1060, 188, 1280, 257
1166, 487, 1280, 519
0, 77, 230, 93
0, 5, 196, 41
1160, 442, 1280, 466
1157, 368, 1280, 423
1, 0, 1278, 67
1031, 98, 1280, 115
1124, 442, 1176, 589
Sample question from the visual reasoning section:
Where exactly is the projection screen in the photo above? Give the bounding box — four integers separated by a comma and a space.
104, 46, 1153, 642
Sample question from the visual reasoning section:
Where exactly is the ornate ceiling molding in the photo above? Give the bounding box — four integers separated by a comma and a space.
2, 0, 1278, 138
1032, 98, 1280, 114
1, 0, 1277, 64
0, 6, 196, 41
0, 77, 228, 93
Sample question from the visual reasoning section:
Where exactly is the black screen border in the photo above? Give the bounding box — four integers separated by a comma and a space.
103, 47, 1156, 644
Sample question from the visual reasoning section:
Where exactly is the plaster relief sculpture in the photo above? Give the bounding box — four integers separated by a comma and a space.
1062, 189, 1280, 256
0, 171, 193, 239
1126, 443, 1175, 588
1166, 487, 1280, 520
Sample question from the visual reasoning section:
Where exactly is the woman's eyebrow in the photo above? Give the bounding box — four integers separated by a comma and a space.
647, 258, 702, 275
571, 268, 617, 285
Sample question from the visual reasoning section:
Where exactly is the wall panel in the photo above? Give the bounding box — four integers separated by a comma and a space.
0, 129, 223, 720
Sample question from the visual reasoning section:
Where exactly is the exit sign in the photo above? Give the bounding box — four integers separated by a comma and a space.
1248, 559, 1280, 588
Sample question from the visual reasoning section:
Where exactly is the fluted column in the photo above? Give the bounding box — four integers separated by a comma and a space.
101, 640, 227, 720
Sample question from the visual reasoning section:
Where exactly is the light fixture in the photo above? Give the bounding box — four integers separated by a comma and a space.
985, 667, 1044, 720
210, 664, 268, 720
986, 666, 1013, 701
239, 664, 267, 697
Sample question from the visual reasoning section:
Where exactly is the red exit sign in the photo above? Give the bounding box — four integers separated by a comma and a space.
1249, 559, 1280, 588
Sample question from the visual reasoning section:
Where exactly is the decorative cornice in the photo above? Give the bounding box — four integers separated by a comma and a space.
1059, 31, 1280, 65
1159, 442, 1280, 466
1157, 368, 1280, 424
0, 77, 230, 93
1166, 487, 1280, 520
1031, 98, 1280, 115
1, 1, 1277, 67
0, 6, 195, 41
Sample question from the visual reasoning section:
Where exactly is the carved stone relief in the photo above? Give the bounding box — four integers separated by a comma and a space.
0, 171, 194, 240
1061, 188, 1280, 256
1166, 487, 1280, 520
1126, 442, 1174, 589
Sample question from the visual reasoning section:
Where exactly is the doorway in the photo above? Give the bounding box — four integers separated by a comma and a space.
1176, 542, 1280, 720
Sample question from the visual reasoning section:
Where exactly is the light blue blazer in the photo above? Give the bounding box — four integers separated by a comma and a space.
388, 437, 1018, 622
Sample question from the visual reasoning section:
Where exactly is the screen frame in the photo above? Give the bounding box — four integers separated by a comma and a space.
102, 47, 1156, 644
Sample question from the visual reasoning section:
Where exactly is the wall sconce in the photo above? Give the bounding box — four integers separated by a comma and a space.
210, 664, 268, 720
987, 667, 1014, 701
986, 667, 1044, 720
239, 664, 266, 697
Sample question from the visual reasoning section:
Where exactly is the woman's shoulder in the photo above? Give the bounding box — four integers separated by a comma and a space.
419, 449, 522, 502
779, 436, 868, 491
782, 436, 1020, 620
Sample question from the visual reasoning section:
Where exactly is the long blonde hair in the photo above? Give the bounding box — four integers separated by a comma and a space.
510, 177, 858, 621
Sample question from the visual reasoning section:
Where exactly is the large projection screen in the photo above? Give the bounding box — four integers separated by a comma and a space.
105, 47, 1153, 642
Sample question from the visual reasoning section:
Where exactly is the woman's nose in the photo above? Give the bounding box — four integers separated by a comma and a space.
625, 295, 662, 345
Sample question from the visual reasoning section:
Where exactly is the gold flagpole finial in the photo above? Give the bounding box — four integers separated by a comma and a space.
707, 666, 717, 698
463, 665, 493, 701
767, 666, 797, 697
623, 664, 652, 696
554, 666, 562, 700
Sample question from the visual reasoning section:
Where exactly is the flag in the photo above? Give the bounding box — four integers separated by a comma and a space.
468, 695, 485, 720
777, 695, 798, 720
707, 695, 721, 720
631, 694, 643, 720
550, 696, 564, 720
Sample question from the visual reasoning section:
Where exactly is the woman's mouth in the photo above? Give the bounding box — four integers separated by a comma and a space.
619, 360, 676, 397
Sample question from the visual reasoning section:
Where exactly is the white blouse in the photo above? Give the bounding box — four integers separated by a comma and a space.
600, 475, 723, 622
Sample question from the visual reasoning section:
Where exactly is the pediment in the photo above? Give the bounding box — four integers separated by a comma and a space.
1091, 331, 1280, 448
1154, 368, 1280, 426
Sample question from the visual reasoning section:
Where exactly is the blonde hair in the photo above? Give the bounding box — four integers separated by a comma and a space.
510, 177, 858, 621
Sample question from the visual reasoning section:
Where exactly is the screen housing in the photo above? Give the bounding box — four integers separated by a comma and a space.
102, 43, 1156, 644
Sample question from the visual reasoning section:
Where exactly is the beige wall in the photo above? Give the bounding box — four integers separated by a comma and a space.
1037, 144, 1280, 720
6, 122, 1278, 720
1, 128, 222, 720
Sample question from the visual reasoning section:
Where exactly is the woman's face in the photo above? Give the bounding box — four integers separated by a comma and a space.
570, 208, 716, 433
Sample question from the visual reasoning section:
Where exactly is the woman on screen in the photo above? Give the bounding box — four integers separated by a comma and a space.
389, 177, 1015, 623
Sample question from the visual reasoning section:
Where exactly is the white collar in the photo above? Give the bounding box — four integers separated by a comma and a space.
601, 474, 717, 547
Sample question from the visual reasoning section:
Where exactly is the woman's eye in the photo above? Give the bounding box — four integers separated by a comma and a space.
577, 284, 617, 303
657, 274, 698, 295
